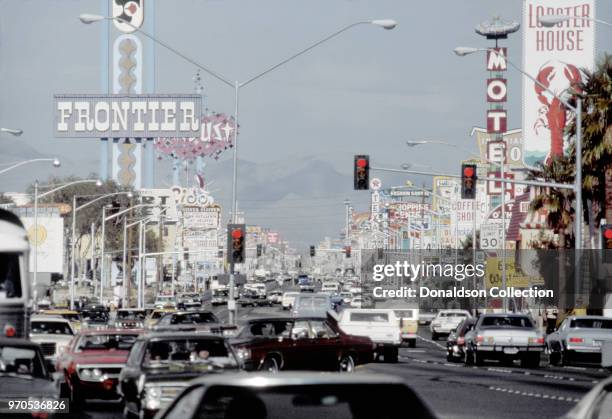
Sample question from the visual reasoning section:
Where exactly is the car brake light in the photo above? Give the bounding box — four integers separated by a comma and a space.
476, 335, 484, 343
457, 337, 465, 345
569, 337, 584, 343
4, 324, 16, 337
528, 337, 544, 345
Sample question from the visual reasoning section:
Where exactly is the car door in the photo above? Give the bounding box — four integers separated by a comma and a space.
120, 340, 146, 409
309, 320, 341, 370
286, 320, 317, 369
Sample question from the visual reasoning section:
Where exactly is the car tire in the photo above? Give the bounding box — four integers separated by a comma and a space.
521, 353, 540, 369
447, 352, 454, 362
338, 355, 355, 373
262, 356, 279, 373
561, 350, 571, 367
548, 348, 561, 366
408, 340, 416, 348
431, 332, 438, 341
474, 351, 484, 366
384, 347, 399, 363
465, 349, 475, 366
69, 385, 83, 410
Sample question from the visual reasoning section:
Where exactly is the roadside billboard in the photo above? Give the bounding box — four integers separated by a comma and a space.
21, 216, 64, 273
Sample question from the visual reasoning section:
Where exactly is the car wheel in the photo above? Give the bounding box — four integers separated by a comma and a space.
338, 355, 355, 373
384, 347, 399, 363
446, 352, 454, 362
408, 340, 416, 348
521, 353, 540, 369
431, 332, 438, 341
69, 385, 83, 410
262, 356, 279, 373
474, 351, 484, 366
548, 348, 560, 366
465, 349, 474, 366
561, 350, 571, 367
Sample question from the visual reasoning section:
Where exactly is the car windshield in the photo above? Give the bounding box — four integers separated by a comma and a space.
349, 312, 389, 322
570, 318, 612, 329
77, 333, 138, 351
165, 312, 220, 325
143, 338, 233, 367
213, 290, 228, 297
117, 311, 146, 320
481, 316, 533, 328
82, 311, 109, 323
31, 321, 73, 335
0, 252, 22, 299
298, 297, 328, 308
241, 321, 293, 338
0, 346, 46, 378
394, 310, 414, 319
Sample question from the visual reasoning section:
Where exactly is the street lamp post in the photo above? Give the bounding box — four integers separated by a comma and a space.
0, 127, 23, 136
80, 13, 397, 324
455, 46, 584, 307
0, 158, 60, 176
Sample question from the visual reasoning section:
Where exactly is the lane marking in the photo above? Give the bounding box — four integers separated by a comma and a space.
487, 386, 580, 403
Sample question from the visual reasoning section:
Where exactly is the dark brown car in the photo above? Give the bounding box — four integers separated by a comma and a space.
231, 315, 374, 373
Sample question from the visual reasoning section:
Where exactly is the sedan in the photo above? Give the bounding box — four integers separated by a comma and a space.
546, 315, 612, 366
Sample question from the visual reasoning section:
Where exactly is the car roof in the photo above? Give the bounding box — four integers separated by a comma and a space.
480, 313, 529, 317
567, 315, 611, 320
190, 372, 406, 387
31, 315, 71, 322
139, 331, 227, 341
161, 310, 215, 316
77, 328, 142, 336
117, 308, 146, 312
41, 309, 79, 314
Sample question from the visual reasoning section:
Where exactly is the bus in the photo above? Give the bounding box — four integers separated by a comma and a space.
0, 209, 31, 338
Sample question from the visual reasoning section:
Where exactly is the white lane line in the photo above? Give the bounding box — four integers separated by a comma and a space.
416, 335, 446, 350
487, 386, 578, 403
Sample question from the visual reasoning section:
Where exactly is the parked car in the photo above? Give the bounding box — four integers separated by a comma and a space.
154, 295, 177, 309
446, 318, 476, 362
119, 331, 240, 418
145, 308, 176, 329
112, 308, 146, 329
231, 316, 374, 372
55, 328, 141, 408
464, 313, 544, 368
291, 293, 333, 318
156, 372, 437, 419
394, 309, 419, 348
281, 291, 299, 310
546, 315, 612, 366
151, 310, 235, 335
30, 314, 75, 366
561, 375, 612, 419
0, 338, 60, 410
430, 310, 471, 340
176, 292, 202, 310
418, 310, 437, 325
337, 309, 401, 363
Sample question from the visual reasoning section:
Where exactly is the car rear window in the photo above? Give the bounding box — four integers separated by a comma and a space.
77, 334, 138, 351
394, 310, 414, 319
570, 319, 612, 329
144, 338, 229, 365
481, 316, 533, 328
243, 321, 292, 338
349, 312, 389, 322
439, 312, 467, 317
31, 321, 73, 335
169, 312, 220, 325
117, 311, 146, 320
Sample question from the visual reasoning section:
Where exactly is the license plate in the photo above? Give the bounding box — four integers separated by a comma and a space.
503, 347, 519, 354
593, 341, 602, 347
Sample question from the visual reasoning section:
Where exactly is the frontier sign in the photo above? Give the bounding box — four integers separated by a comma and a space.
53, 94, 202, 138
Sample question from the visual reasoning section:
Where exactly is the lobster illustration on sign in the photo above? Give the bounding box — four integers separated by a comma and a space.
533, 60, 582, 165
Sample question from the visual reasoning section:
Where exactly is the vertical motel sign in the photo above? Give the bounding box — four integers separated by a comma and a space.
486, 48, 508, 134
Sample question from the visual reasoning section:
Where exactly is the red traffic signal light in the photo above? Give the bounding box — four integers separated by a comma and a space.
603, 225, 612, 264
227, 224, 245, 264
231, 229, 243, 239
345, 246, 351, 258
354, 155, 369, 190
461, 163, 477, 200
463, 166, 475, 178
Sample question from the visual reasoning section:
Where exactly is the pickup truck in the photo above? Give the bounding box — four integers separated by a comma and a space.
464, 313, 544, 368
394, 309, 418, 348
430, 309, 471, 340
337, 309, 400, 363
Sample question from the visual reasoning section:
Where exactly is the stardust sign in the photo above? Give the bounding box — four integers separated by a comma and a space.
522, 0, 596, 167
53, 94, 202, 138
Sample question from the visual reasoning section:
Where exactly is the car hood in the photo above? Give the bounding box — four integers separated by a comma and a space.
71, 350, 130, 364
144, 363, 239, 382
1, 375, 57, 399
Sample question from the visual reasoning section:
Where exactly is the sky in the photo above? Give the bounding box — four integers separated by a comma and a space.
1, 0, 611, 247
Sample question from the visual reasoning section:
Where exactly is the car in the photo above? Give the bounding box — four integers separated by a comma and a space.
150, 310, 236, 335
394, 309, 419, 348
154, 294, 177, 309
291, 293, 333, 318
231, 316, 374, 372
238, 288, 271, 307
281, 291, 299, 310
155, 372, 438, 419
119, 331, 240, 419
39, 309, 82, 332
337, 309, 401, 363
211, 288, 229, 306
55, 328, 141, 408
0, 338, 60, 410
321, 281, 340, 293
464, 313, 544, 368
446, 318, 476, 362
245, 282, 267, 297
267, 289, 284, 304
297, 275, 315, 292
430, 309, 471, 340
418, 310, 437, 325
561, 375, 612, 419
30, 314, 75, 366
112, 308, 146, 329
350, 296, 363, 308
176, 292, 202, 310
80, 306, 110, 329
546, 315, 612, 366
340, 291, 353, 305
145, 308, 176, 329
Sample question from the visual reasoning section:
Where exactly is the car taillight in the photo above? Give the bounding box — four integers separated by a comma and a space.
569, 337, 584, 343
528, 337, 544, 345
457, 337, 465, 345
476, 335, 484, 344
4, 324, 16, 337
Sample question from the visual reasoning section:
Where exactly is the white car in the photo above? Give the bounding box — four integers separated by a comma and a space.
350, 296, 363, 308
338, 309, 401, 362
430, 310, 472, 340
30, 315, 75, 364
321, 281, 340, 293
340, 291, 353, 305
281, 292, 299, 310
154, 294, 177, 309
267, 290, 284, 304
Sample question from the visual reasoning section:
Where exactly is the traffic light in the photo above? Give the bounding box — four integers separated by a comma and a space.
310, 245, 315, 257
256, 244, 262, 257
227, 224, 245, 264
602, 224, 612, 264
461, 163, 477, 199
354, 155, 369, 190
345, 246, 351, 258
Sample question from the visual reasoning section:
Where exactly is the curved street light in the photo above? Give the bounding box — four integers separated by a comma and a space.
1, 127, 23, 136
539, 14, 612, 28
79, 12, 397, 323
0, 158, 60, 176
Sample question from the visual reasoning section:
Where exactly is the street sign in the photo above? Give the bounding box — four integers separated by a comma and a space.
370, 178, 382, 190
480, 224, 502, 250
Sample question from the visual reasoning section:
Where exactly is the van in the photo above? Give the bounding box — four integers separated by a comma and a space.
291, 293, 332, 318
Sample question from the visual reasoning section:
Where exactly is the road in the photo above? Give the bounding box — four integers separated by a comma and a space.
68, 302, 609, 419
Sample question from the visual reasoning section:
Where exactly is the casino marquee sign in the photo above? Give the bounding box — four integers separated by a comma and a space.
53, 94, 202, 138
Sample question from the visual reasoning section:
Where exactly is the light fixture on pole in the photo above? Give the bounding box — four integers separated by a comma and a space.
0, 127, 23, 136
0, 158, 61, 176
538, 14, 612, 28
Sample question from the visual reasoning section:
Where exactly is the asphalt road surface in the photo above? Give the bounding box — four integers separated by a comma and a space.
66, 303, 609, 419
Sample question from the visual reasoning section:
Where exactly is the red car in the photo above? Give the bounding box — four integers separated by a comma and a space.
55, 328, 141, 408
